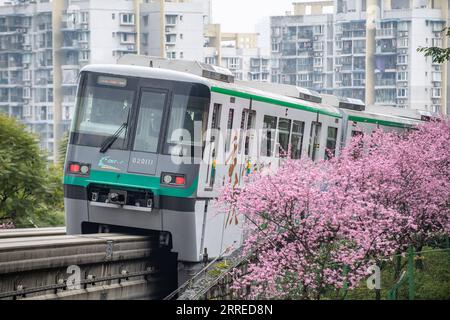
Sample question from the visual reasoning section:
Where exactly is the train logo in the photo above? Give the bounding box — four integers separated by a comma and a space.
98, 156, 125, 171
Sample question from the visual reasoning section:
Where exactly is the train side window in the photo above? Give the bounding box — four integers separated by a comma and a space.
244, 110, 256, 156
290, 121, 305, 159
277, 118, 292, 157
325, 127, 338, 160
308, 121, 322, 161
261, 115, 277, 157
134, 90, 167, 153
225, 108, 234, 153
205, 104, 221, 187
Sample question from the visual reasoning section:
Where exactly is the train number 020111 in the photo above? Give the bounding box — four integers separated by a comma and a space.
132, 157, 154, 166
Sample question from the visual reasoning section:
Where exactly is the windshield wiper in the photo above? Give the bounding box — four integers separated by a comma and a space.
99, 122, 128, 154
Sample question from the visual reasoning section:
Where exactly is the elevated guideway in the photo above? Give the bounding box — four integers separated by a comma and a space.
0, 227, 66, 239
0, 229, 177, 300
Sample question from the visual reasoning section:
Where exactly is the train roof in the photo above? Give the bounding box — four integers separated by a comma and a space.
81, 64, 211, 87
208, 80, 342, 118
82, 63, 343, 119
343, 109, 420, 128
82, 60, 424, 129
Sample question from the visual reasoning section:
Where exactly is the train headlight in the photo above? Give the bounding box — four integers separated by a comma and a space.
161, 173, 186, 186
163, 174, 173, 184
80, 165, 90, 175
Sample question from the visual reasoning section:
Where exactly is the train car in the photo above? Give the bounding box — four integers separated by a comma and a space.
64, 55, 422, 263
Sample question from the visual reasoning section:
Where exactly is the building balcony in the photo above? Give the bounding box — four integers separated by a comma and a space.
376, 28, 396, 38
375, 47, 396, 55
60, 40, 81, 51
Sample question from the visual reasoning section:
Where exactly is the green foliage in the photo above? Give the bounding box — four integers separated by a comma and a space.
417, 27, 450, 63
341, 248, 450, 300
58, 131, 69, 166
0, 113, 64, 228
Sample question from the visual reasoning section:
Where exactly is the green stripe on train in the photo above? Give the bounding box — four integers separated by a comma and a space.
64, 170, 198, 198
211, 86, 342, 118
348, 115, 414, 128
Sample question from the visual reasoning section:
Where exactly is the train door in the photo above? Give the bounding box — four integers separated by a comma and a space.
127, 88, 169, 176
308, 121, 322, 161
203, 103, 222, 191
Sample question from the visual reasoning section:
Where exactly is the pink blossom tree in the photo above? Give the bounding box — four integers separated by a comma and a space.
217, 119, 450, 300
0, 221, 14, 230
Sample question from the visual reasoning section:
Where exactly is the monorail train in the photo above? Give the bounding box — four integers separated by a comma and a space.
64, 55, 429, 262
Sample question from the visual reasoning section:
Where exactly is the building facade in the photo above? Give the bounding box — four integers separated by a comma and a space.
271, 0, 450, 114
0, 0, 214, 160
0, 0, 142, 160
204, 28, 271, 82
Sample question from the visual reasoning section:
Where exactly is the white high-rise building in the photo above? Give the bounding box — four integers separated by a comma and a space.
204, 29, 271, 82
0, 0, 213, 160
0, 0, 142, 160
271, 0, 450, 114
141, 0, 209, 61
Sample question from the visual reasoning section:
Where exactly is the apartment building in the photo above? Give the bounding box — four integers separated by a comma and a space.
0, 0, 142, 160
0, 0, 213, 160
0, 0, 272, 160
204, 28, 271, 82
271, 0, 450, 114
140, 0, 209, 61
271, 3, 335, 93
0, 0, 55, 155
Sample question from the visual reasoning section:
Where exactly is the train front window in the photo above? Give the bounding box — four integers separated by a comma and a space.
164, 84, 210, 156
72, 73, 135, 149
133, 90, 167, 153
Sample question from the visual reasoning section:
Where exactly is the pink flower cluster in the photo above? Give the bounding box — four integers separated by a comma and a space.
0, 221, 14, 230
217, 119, 450, 300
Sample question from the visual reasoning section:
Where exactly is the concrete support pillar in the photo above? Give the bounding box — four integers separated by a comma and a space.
365, 0, 379, 106
383, 0, 391, 11
134, 0, 141, 55
160, 0, 166, 58
441, 0, 448, 115
52, 0, 64, 163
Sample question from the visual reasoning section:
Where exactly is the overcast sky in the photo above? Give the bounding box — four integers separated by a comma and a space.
211, 0, 297, 33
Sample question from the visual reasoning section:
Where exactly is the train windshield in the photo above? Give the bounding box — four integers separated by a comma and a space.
71, 72, 211, 154
71, 72, 136, 149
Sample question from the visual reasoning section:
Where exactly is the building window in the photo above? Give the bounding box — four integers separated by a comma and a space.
432, 88, 441, 98
397, 72, 408, 81
121, 33, 135, 44
271, 43, 280, 52
398, 37, 409, 47
120, 13, 135, 25
166, 15, 177, 25
397, 55, 408, 64
80, 51, 90, 61
397, 88, 407, 97
112, 13, 115, 20
432, 72, 442, 82
80, 12, 89, 24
